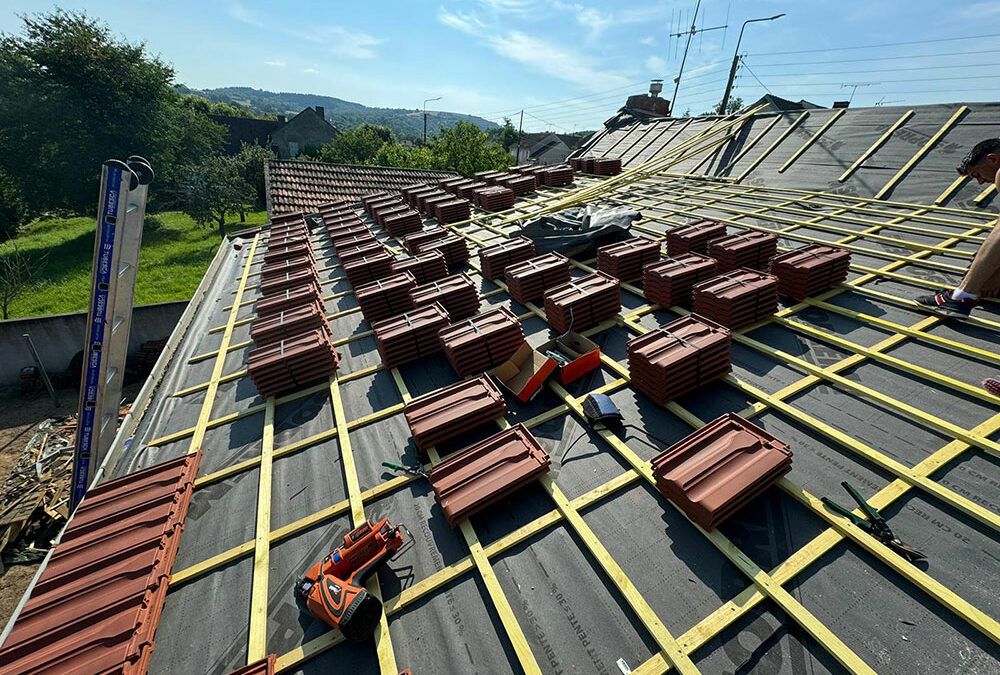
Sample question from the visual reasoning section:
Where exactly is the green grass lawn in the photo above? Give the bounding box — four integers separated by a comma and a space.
0, 209, 268, 318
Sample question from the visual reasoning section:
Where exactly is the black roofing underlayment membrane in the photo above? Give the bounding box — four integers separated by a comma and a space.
89, 168, 1000, 675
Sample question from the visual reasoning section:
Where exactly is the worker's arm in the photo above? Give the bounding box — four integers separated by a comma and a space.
957, 168, 1000, 295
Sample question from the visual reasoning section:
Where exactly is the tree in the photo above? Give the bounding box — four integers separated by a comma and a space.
428, 121, 511, 177
0, 10, 224, 214
175, 156, 255, 238
0, 169, 27, 240
375, 143, 434, 170
233, 142, 275, 210
707, 96, 744, 116
313, 124, 394, 165
487, 117, 520, 151
0, 241, 42, 319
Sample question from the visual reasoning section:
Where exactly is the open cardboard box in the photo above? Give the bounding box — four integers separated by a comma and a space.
489, 342, 557, 403
538, 332, 601, 385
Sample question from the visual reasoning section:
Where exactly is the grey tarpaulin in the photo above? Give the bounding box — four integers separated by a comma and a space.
517, 205, 641, 258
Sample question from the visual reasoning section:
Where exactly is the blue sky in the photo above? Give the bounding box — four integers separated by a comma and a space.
2, 1, 1000, 131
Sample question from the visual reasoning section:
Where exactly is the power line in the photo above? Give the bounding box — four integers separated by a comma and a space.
740, 61, 772, 95
738, 61, 999, 77
522, 111, 573, 132
749, 48, 1000, 68
753, 32, 1000, 56
470, 80, 648, 117
731, 73, 1000, 88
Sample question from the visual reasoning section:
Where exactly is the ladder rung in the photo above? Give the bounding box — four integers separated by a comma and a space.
100, 411, 114, 435
105, 366, 117, 385
112, 314, 125, 333
118, 261, 132, 277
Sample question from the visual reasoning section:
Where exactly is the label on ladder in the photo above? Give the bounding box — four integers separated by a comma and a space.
71, 164, 124, 506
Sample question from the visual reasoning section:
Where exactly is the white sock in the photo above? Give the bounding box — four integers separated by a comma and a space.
951, 288, 978, 301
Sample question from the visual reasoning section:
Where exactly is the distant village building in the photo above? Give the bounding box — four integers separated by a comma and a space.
511, 132, 584, 165
208, 106, 338, 158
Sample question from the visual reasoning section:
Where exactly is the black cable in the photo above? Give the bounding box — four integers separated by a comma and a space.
749, 47, 1000, 68
740, 62, 772, 95
753, 32, 1000, 56
739, 61, 998, 77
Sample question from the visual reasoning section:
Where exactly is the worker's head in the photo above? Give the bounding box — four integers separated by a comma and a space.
957, 138, 1000, 184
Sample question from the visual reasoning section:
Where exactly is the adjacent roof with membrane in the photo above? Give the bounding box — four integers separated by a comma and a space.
5, 102, 1000, 675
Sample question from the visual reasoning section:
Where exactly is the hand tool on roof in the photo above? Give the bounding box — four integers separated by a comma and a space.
295, 518, 409, 641
821, 481, 926, 564
561, 394, 678, 462
382, 460, 429, 479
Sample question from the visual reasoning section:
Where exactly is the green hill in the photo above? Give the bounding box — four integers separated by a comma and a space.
176, 85, 499, 142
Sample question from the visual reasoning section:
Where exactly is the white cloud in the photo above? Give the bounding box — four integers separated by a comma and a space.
228, 1, 264, 28
302, 67, 320, 74
437, 9, 628, 90
478, 0, 536, 12
645, 55, 667, 73
283, 26, 384, 59
265, 60, 286, 67
959, 1, 1000, 17
640, 36, 655, 46
554, 2, 670, 37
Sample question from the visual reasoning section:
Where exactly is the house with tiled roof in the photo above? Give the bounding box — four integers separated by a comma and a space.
511, 132, 584, 164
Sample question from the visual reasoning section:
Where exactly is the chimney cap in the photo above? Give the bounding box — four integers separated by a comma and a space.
649, 79, 664, 97
314, 105, 325, 119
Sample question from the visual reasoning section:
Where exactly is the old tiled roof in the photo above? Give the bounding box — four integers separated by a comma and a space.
264, 159, 456, 215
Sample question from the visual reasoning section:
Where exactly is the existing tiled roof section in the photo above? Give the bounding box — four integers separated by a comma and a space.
0, 452, 201, 675
265, 159, 457, 215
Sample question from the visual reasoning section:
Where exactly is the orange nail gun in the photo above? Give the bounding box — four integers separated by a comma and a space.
295, 518, 407, 641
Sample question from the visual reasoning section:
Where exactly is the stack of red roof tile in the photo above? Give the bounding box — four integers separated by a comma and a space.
404, 228, 447, 254
331, 232, 378, 253
382, 209, 423, 237
362, 192, 397, 215
268, 233, 310, 250
404, 374, 506, 453
429, 424, 550, 527
510, 163, 536, 173
421, 192, 455, 216
317, 199, 349, 213
438, 176, 467, 191
651, 413, 792, 530
474, 185, 516, 212
568, 157, 584, 171
250, 304, 330, 347
329, 225, 373, 249
458, 181, 488, 200
479, 236, 537, 280
271, 223, 309, 240
259, 267, 322, 296
355, 272, 416, 324
408, 186, 441, 209
579, 158, 596, 173
445, 178, 477, 196
373, 302, 451, 368
338, 241, 386, 264
540, 165, 574, 186
438, 307, 525, 377
229, 655, 276, 675
592, 157, 623, 175
256, 285, 325, 318
272, 211, 307, 227
597, 236, 661, 282
505, 253, 572, 304
391, 250, 449, 284
261, 256, 315, 282
667, 220, 728, 256
0, 453, 200, 675
343, 251, 394, 288
416, 234, 470, 270
627, 314, 732, 405
248, 329, 340, 397
497, 173, 537, 196
263, 241, 312, 265
643, 253, 719, 309
373, 202, 410, 228
400, 183, 432, 202
708, 230, 778, 273
544, 272, 621, 333
410, 273, 480, 319
769, 243, 852, 300
474, 170, 505, 184
692, 269, 779, 328
434, 198, 472, 224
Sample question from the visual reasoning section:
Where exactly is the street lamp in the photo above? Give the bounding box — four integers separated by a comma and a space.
423, 96, 442, 145
719, 14, 785, 115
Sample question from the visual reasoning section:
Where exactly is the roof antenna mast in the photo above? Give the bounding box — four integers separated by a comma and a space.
669, 0, 727, 115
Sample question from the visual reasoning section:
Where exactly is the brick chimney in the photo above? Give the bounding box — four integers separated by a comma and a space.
625, 94, 671, 117
315, 106, 325, 119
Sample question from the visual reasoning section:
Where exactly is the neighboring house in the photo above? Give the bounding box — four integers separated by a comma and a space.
751, 94, 824, 113
207, 114, 282, 154
270, 106, 338, 158
511, 132, 584, 164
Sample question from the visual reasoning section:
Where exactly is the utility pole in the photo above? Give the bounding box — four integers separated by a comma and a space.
720, 14, 785, 115
516, 109, 524, 162
423, 96, 442, 145
669, 0, 727, 115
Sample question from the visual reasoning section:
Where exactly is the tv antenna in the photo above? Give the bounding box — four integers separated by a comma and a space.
842, 82, 878, 105
669, 0, 727, 113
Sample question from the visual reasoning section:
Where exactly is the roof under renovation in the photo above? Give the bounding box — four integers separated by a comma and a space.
4, 101, 1000, 675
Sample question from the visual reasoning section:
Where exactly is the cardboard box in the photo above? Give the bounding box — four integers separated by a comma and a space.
539, 333, 601, 385
490, 342, 557, 403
